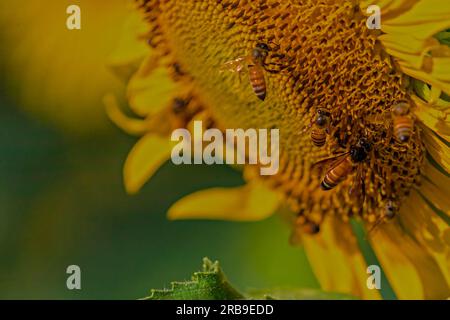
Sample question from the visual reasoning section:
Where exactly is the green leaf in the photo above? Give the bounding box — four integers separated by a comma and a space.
247, 288, 358, 300
435, 30, 450, 46
142, 258, 245, 300
142, 258, 359, 300
412, 79, 450, 105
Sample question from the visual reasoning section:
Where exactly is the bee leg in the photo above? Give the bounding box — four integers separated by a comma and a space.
266, 40, 281, 52
264, 62, 289, 74
264, 68, 280, 74
270, 53, 285, 60
263, 65, 283, 74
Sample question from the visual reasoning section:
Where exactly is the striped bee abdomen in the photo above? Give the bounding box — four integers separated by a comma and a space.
321, 157, 353, 190
248, 65, 266, 101
394, 117, 412, 142
311, 127, 327, 147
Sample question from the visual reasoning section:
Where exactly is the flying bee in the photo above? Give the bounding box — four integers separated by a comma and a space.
220, 42, 286, 101
368, 101, 414, 143
309, 109, 331, 147
313, 138, 372, 204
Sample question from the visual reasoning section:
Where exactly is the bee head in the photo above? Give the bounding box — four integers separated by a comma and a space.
252, 42, 270, 61
350, 138, 371, 162
316, 109, 330, 127
392, 102, 410, 116
256, 42, 270, 52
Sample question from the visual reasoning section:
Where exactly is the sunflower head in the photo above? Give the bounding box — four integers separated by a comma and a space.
137, 0, 430, 229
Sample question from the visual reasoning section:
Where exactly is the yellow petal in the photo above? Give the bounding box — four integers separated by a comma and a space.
167, 182, 281, 221
107, 8, 151, 79
420, 159, 450, 217
368, 213, 450, 299
433, 53, 450, 82
127, 57, 177, 117
412, 96, 449, 142
301, 216, 381, 300
124, 134, 174, 194
413, 80, 450, 109
378, 33, 437, 60
381, 1, 450, 40
400, 190, 450, 285
104, 94, 150, 136
398, 62, 450, 96
361, 0, 419, 21
375, 0, 450, 96
422, 125, 450, 174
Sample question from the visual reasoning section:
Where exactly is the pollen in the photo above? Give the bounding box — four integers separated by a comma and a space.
137, 0, 425, 231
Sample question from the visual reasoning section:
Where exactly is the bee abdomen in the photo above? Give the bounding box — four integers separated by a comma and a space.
311, 128, 326, 147
394, 117, 412, 142
321, 158, 353, 191
320, 179, 335, 190
249, 66, 266, 101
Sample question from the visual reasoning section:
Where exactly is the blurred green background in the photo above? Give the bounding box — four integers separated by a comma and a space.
0, 0, 320, 299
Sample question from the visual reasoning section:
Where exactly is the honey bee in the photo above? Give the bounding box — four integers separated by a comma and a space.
368, 102, 414, 143
220, 42, 285, 101
309, 109, 331, 147
313, 138, 372, 203
392, 102, 414, 143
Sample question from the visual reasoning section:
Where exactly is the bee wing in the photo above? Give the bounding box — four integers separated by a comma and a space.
366, 112, 391, 127
311, 152, 349, 175
349, 164, 366, 206
219, 56, 248, 73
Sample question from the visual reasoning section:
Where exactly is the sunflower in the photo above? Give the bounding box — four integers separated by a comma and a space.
108, 0, 450, 299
